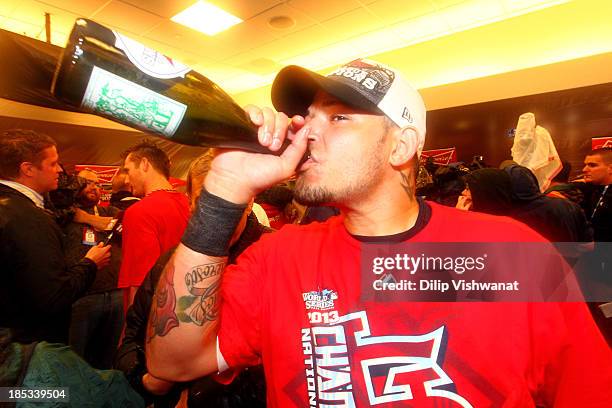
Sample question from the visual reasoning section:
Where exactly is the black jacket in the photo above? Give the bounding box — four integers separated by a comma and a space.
504, 165, 592, 243
62, 204, 121, 294
577, 182, 612, 242
0, 184, 96, 343
468, 166, 592, 243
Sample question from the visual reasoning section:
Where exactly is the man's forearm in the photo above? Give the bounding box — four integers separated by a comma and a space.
146, 183, 249, 380
74, 208, 114, 231
146, 244, 226, 381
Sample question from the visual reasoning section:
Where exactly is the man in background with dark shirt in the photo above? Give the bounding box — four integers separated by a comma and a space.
579, 147, 612, 346
0, 129, 110, 343
582, 147, 612, 241
63, 168, 122, 368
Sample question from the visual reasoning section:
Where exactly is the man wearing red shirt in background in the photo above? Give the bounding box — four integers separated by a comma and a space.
118, 141, 190, 311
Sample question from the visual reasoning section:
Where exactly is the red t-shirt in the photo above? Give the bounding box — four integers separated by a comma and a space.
218, 201, 611, 407
118, 190, 190, 289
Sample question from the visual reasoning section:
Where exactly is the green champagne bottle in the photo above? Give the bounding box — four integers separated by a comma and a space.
51, 18, 276, 154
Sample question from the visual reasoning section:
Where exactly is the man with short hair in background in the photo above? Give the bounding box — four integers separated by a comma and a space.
579, 147, 612, 346
118, 141, 190, 311
0, 129, 110, 343
582, 147, 612, 241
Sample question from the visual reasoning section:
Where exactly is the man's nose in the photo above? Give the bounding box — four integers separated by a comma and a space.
304, 118, 324, 143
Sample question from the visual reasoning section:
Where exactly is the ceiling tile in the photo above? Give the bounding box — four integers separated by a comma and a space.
0, 2, 19, 16
500, 0, 554, 13
33, 0, 110, 18
212, 0, 285, 20
389, 13, 450, 43
198, 2, 321, 62
214, 18, 279, 45
213, 16, 282, 51
224, 23, 329, 69
222, 71, 276, 95
365, 0, 437, 24
143, 18, 274, 63
112, 0, 285, 22
286, 0, 363, 23
119, 0, 195, 18
318, 7, 383, 43
431, 0, 468, 9
257, 4, 317, 37
90, 0, 164, 37
0, 17, 43, 39
280, 29, 404, 70
236, 57, 284, 75
436, 0, 504, 30
6, 1, 46, 23
4, 1, 76, 44
222, 49, 263, 67
143, 19, 226, 57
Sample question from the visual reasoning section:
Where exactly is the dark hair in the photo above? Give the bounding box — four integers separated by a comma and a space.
0, 129, 56, 179
552, 160, 571, 183
588, 147, 612, 165
122, 140, 171, 179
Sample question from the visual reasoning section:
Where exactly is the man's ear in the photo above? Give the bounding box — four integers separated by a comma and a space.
19, 162, 35, 178
140, 157, 150, 173
389, 127, 419, 167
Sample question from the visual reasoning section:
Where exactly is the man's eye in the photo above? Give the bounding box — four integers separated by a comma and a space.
332, 115, 348, 121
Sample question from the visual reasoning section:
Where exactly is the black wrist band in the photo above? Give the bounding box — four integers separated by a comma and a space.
181, 189, 248, 257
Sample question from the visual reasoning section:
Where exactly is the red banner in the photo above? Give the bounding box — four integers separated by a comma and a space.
74, 165, 120, 183
592, 137, 612, 150
420, 147, 457, 165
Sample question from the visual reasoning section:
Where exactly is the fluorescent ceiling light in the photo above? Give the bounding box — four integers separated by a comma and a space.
171, 1, 242, 36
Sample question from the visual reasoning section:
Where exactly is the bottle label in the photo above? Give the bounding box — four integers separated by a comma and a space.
81, 66, 187, 138
114, 31, 191, 79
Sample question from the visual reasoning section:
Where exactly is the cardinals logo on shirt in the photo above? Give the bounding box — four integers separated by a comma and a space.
300, 310, 473, 407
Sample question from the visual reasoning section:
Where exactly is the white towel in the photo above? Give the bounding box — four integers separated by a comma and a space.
511, 112, 562, 192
